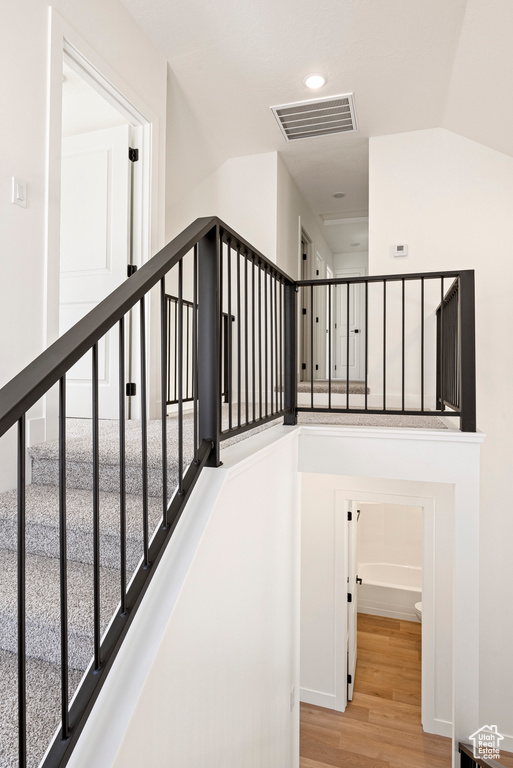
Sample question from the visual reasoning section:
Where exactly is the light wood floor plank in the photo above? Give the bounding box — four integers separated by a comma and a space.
300, 614, 452, 768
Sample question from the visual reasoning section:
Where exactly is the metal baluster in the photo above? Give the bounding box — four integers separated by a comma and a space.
18, 414, 26, 768
421, 278, 425, 412
401, 278, 405, 412
193, 245, 199, 463
59, 377, 69, 737
167, 297, 171, 404
346, 282, 350, 410
237, 246, 242, 427
364, 281, 368, 411
174, 299, 178, 404
140, 301, 149, 566
244, 254, 249, 424
274, 275, 278, 413
119, 319, 127, 607
440, 278, 445, 411
186, 303, 190, 401
219, 236, 224, 422
328, 284, 332, 410
279, 279, 283, 413
264, 265, 268, 417
258, 263, 262, 420
160, 280, 168, 526
227, 243, 233, 431
178, 259, 184, 494
310, 284, 314, 409
270, 270, 274, 415
92, 344, 101, 668
252, 258, 256, 422
383, 281, 387, 411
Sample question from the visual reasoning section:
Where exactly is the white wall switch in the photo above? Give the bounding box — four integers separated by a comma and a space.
393, 244, 408, 257
12, 177, 27, 208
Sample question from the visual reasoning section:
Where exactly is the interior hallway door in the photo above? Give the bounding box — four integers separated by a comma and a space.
59, 124, 131, 418
347, 502, 358, 700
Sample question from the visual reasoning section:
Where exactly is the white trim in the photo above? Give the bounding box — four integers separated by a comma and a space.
299, 424, 485, 443
434, 719, 453, 738
299, 688, 337, 709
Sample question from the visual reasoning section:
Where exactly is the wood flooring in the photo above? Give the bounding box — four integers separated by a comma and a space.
300, 613, 451, 768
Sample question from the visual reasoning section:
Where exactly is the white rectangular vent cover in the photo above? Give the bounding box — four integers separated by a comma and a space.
271, 94, 357, 141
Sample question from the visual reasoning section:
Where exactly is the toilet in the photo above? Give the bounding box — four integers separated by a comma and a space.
414, 601, 422, 622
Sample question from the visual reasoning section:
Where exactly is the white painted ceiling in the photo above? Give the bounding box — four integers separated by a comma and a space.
120, 0, 513, 242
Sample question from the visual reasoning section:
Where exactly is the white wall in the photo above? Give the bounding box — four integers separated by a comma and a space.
277, 156, 333, 280
67, 428, 301, 768
357, 502, 423, 568
0, 0, 167, 489
369, 127, 513, 746
167, 152, 278, 261
333, 252, 368, 273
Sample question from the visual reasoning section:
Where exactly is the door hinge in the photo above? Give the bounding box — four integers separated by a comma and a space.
347, 674, 352, 685
302, 363, 306, 370
316, 317, 319, 323
129, 147, 139, 162
347, 510, 352, 521
347, 593, 352, 603
302, 308, 307, 315
316, 269, 319, 275
127, 264, 138, 277
302, 253, 307, 261
315, 364, 319, 370
126, 383, 137, 396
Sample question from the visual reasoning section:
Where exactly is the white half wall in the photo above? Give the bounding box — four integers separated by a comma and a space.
67, 426, 301, 768
369, 127, 513, 748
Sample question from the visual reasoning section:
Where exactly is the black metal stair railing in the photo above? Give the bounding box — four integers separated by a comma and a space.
0, 214, 477, 768
297, 269, 476, 432
0, 217, 295, 768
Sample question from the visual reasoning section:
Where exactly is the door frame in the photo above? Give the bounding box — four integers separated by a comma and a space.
334, 490, 436, 732
45, 9, 160, 439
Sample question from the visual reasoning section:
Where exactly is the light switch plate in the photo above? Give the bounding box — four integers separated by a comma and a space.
12, 177, 27, 208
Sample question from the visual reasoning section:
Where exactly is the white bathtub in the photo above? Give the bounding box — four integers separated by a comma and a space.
357, 562, 422, 622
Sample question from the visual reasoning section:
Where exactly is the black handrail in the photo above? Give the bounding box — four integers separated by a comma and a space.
459, 741, 508, 767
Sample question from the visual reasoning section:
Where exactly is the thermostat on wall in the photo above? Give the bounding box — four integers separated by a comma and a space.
393, 244, 408, 257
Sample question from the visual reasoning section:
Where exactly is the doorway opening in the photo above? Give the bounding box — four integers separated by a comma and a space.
59, 46, 149, 420
347, 500, 423, 713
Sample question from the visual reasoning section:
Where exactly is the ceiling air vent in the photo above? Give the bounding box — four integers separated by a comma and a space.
271, 93, 357, 142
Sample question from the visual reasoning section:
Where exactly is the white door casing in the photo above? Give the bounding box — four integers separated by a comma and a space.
59, 124, 131, 418
347, 502, 358, 700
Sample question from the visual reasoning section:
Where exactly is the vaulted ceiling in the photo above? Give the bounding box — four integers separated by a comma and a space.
120, 0, 513, 221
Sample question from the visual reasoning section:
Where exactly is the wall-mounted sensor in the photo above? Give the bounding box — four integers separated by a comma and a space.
393, 244, 408, 257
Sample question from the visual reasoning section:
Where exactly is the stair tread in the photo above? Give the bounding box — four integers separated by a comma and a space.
0, 648, 83, 768
29, 416, 195, 469
0, 483, 162, 539
0, 549, 122, 669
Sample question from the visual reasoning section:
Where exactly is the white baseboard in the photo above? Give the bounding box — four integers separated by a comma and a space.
300, 688, 337, 710
500, 734, 513, 754
358, 606, 420, 622
432, 718, 452, 738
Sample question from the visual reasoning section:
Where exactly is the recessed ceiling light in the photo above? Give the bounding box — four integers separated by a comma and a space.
332, 192, 346, 198
304, 73, 326, 89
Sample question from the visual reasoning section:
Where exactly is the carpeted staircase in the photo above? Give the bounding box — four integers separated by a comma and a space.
0, 417, 179, 768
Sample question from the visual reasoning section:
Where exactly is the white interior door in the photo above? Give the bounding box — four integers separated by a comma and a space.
59, 124, 131, 418
334, 270, 365, 380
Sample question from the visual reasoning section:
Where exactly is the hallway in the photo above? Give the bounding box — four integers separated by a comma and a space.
300, 613, 452, 767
